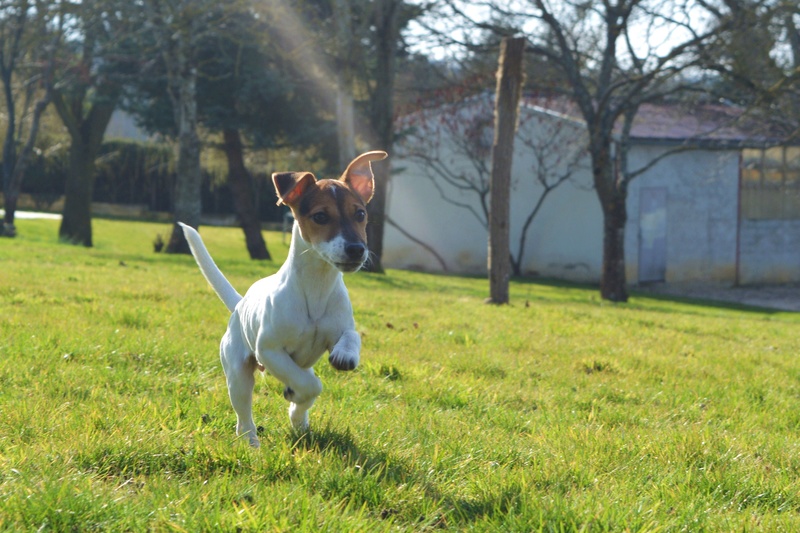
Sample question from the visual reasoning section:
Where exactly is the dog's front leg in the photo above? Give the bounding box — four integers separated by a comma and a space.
286, 367, 319, 432
256, 345, 320, 432
257, 348, 323, 403
329, 329, 361, 371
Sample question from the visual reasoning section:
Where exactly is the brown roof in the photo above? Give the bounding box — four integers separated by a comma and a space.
523, 96, 790, 146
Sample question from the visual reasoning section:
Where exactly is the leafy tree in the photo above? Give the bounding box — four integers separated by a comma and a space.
399, 92, 587, 277
200, 8, 331, 259
140, 0, 215, 254
128, 1, 330, 258
52, 0, 136, 246
267, 0, 425, 272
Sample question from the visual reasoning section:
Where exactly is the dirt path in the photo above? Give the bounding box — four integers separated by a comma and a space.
1, 209, 61, 220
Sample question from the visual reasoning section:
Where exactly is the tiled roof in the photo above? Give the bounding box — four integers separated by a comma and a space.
523, 96, 790, 145
397, 93, 794, 146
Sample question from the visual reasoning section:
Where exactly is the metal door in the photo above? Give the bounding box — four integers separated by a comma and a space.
638, 187, 667, 283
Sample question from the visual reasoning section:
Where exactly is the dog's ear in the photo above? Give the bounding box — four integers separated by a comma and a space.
273, 171, 316, 206
341, 151, 387, 204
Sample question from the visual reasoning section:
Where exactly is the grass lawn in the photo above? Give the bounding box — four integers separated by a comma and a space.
1, 217, 799, 532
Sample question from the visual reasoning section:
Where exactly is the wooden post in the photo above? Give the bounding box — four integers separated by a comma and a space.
488, 37, 525, 304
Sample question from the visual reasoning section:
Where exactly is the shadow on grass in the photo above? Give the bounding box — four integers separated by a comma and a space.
286, 425, 560, 528
290, 425, 414, 486
513, 275, 797, 317
629, 286, 796, 316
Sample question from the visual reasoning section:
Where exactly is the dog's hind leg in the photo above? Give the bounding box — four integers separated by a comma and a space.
220, 331, 260, 447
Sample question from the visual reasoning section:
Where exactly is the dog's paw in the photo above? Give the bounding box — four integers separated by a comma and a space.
329, 331, 360, 371
236, 423, 261, 448
329, 349, 359, 371
288, 403, 310, 432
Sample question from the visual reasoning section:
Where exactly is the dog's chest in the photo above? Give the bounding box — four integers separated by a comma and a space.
241, 273, 350, 370
280, 315, 340, 368
285, 322, 332, 360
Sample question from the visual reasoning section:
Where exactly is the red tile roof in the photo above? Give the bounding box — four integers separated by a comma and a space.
523, 96, 790, 145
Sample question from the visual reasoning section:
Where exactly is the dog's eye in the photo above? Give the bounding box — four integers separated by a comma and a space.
354, 209, 366, 222
311, 212, 330, 225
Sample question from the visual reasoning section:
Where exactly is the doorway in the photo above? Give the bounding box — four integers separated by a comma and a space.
638, 187, 667, 283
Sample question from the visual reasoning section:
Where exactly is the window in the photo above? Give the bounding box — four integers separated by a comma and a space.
741, 146, 800, 220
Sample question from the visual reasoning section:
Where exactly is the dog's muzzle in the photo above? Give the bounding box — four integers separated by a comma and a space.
336, 242, 367, 272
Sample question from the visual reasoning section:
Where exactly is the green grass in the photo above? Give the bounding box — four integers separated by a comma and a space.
1, 218, 799, 531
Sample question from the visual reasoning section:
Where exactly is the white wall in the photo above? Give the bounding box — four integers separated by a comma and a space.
384, 155, 489, 273
385, 108, 602, 280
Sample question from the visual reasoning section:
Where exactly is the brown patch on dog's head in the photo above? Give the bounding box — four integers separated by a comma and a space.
271, 151, 388, 270
292, 180, 368, 249
273, 171, 316, 207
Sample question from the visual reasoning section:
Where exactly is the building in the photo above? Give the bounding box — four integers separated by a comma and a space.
384, 94, 800, 285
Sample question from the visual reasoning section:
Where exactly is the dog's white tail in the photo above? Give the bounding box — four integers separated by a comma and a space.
178, 222, 242, 312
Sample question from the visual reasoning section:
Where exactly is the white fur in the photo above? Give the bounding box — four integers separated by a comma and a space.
179, 222, 361, 447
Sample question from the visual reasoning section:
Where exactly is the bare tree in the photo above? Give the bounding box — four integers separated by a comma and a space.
398, 92, 587, 276
0, 0, 61, 237
512, 98, 587, 276
437, 0, 739, 301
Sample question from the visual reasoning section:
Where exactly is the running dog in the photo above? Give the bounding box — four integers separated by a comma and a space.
179, 150, 387, 447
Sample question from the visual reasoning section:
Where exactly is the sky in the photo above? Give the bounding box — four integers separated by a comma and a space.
402, 1, 757, 69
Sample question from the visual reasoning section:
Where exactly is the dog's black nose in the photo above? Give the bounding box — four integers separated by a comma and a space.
345, 243, 366, 260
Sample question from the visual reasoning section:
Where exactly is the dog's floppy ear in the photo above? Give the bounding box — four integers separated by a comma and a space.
341, 151, 387, 204
273, 171, 316, 206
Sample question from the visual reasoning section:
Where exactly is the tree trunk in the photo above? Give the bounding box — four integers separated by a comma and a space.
222, 128, 270, 260
54, 89, 116, 246
4, 92, 51, 234
600, 193, 628, 302
2, 77, 18, 233
487, 37, 525, 305
166, 67, 201, 254
587, 129, 630, 302
364, 0, 399, 273
60, 142, 97, 246
366, 157, 389, 272
511, 187, 551, 277
333, 0, 356, 169
1, 3, 23, 236
3, 1, 60, 236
